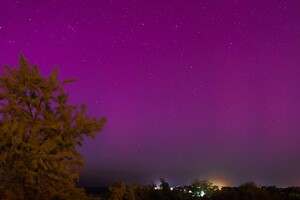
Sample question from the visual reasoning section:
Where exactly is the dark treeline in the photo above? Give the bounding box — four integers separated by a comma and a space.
86, 179, 300, 200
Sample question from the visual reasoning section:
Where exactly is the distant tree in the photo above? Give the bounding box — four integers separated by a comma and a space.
211, 186, 239, 200
146, 182, 164, 200
0, 55, 106, 199
158, 178, 182, 200
264, 186, 282, 200
109, 182, 127, 200
134, 183, 158, 200
191, 179, 218, 198
238, 182, 270, 200
159, 178, 170, 193
125, 184, 138, 200
108, 182, 139, 200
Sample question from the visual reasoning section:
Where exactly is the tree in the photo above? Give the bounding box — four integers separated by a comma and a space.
191, 179, 218, 198
108, 181, 138, 200
159, 178, 170, 193
0, 55, 106, 199
108, 182, 127, 200
238, 182, 270, 200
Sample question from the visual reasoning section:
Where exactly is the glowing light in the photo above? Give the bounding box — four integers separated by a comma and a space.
210, 178, 231, 189
200, 190, 205, 197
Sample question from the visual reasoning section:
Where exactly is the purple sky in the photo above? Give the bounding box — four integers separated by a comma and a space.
0, 0, 300, 187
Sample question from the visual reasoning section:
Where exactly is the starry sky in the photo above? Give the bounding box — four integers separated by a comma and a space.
0, 0, 300, 187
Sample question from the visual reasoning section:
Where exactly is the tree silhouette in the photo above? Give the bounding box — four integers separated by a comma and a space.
108, 181, 139, 200
108, 182, 127, 200
237, 182, 270, 200
0, 55, 106, 199
191, 179, 218, 198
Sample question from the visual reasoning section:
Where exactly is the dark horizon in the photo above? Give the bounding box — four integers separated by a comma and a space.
1, 0, 300, 187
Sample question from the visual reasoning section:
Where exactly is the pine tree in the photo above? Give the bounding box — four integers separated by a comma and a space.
0, 55, 106, 199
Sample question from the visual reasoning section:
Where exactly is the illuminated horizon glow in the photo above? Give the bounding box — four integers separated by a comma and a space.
203, 172, 236, 187
210, 179, 230, 189
0, 0, 300, 187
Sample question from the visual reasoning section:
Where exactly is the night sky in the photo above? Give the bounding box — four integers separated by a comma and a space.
0, 0, 300, 187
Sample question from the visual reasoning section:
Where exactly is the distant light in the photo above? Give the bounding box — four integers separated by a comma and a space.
170, 187, 173, 191
154, 184, 161, 190
200, 190, 205, 197
188, 190, 192, 193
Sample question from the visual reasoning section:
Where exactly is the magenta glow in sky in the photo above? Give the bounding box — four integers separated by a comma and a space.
0, 0, 299, 187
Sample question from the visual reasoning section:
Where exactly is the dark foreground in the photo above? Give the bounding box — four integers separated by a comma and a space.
85, 181, 300, 200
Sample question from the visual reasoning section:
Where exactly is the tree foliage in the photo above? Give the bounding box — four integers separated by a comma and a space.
108, 181, 139, 200
191, 179, 218, 198
0, 55, 106, 199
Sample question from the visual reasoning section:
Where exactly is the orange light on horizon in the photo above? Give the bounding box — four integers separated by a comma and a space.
210, 177, 233, 189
